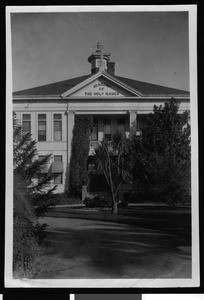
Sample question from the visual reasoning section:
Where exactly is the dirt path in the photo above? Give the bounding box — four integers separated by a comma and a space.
37, 216, 191, 279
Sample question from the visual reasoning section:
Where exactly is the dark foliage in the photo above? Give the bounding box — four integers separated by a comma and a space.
13, 113, 55, 276
84, 195, 128, 209
129, 98, 191, 207
13, 113, 56, 213
69, 115, 93, 196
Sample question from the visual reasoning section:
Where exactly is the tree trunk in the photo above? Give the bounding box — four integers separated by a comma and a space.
112, 200, 118, 214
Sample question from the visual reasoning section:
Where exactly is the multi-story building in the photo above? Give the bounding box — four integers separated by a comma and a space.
13, 43, 190, 193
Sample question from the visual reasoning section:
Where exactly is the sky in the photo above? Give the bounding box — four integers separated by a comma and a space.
11, 10, 189, 92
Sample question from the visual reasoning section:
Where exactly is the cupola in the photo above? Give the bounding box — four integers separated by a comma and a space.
88, 42, 115, 76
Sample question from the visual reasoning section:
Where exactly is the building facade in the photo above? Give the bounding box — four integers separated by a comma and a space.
13, 43, 190, 193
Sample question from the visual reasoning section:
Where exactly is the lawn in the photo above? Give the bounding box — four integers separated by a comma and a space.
36, 204, 191, 279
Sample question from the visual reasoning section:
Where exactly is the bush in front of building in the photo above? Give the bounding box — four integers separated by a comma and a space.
84, 195, 128, 209
69, 115, 93, 197
84, 195, 111, 208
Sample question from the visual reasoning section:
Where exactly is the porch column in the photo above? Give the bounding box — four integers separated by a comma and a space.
129, 110, 137, 136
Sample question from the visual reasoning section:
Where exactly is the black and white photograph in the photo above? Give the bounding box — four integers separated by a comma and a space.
5, 5, 199, 287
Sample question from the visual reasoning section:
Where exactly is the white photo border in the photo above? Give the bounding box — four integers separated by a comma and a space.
5, 5, 199, 288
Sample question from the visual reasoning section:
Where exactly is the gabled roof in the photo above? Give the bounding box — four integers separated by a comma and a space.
61, 71, 143, 98
13, 75, 92, 96
115, 76, 190, 96
13, 73, 190, 97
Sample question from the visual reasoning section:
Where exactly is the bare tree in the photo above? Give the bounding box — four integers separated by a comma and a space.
94, 134, 132, 214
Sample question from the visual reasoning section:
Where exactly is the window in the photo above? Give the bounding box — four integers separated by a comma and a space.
54, 173, 63, 184
54, 114, 62, 141
117, 118, 125, 137
90, 118, 98, 141
22, 114, 31, 133
38, 114, 46, 141
103, 118, 111, 141
54, 155, 62, 162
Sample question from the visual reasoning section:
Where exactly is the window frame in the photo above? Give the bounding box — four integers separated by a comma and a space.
54, 155, 63, 162
22, 114, 31, 134
53, 113, 62, 141
53, 173, 63, 184
38, 114, 47, 142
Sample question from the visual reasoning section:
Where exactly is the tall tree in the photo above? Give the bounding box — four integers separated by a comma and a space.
129, 98, 191, 207
13, 113, 56, 216
13, 113, 56, 276
69, 115, 93, 196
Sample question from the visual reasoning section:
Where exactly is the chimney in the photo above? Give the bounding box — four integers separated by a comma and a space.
107, 61, 115, 76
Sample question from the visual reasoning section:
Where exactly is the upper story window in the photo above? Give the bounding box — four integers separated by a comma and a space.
22, 114, 31, 134
38, 114, 46, 141
103, 118, 111, 141
54, 114, 62, 141
90, 118, 98, 141
117, 118, 125, 137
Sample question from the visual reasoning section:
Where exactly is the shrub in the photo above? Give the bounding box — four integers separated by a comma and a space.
84, 195, 111, 208
13, 212, 45, 275
84, 195, 128, 209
